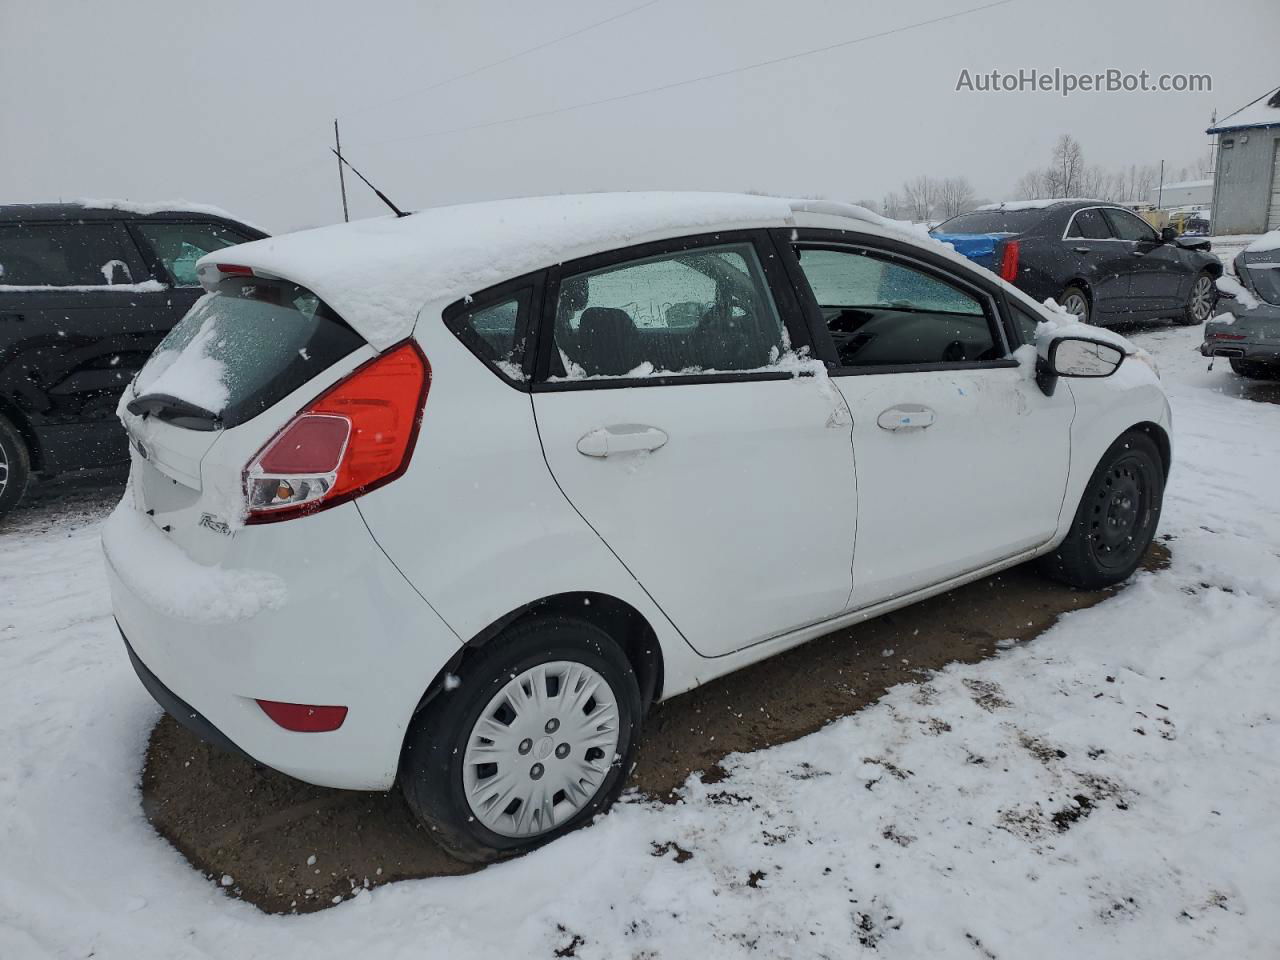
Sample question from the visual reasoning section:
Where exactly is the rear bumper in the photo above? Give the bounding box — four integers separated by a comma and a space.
121, 625, 252, 761
104, 500, 461, 790
1202, 301, 1280, 361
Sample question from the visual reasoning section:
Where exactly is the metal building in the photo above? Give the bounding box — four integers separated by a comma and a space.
1207, 85, 1280, 235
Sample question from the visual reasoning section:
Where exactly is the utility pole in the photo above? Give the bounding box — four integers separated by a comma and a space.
334, 119, 349, 223
1157, 158, 1165, 209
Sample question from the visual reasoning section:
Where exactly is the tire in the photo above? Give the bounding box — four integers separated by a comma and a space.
401, 616, 642, 863
1039, 430, 1164, 590
1178, 270, 1216, 325
1229, 358, 1279, 380
0, 414, 32, 521
1058, 285, 1092, 325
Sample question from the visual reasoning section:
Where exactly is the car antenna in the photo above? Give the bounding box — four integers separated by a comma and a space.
329, 147, 409, 218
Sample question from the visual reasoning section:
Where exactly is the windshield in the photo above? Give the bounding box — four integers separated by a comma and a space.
934, 209, 1047, 234
132, 276, 364, 429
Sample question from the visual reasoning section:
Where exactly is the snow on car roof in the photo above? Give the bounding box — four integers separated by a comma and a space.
1207, 86, 1280, 133
1246, 231, 1280, 254
974, 198, 1101, 212
76, 198, 266, 232
206, 192, 892, 349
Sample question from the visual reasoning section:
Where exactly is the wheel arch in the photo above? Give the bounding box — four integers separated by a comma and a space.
411, 592, 665, 721
1131, 420, 1171, 480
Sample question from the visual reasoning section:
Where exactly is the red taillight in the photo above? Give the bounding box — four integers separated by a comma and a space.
256, 699, 348, 732
997, 240, 1021, 282
214, 263, 254, 276
244, 341, 429, 523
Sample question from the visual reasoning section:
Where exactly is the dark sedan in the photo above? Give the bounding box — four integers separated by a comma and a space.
933, 200, 1221, 327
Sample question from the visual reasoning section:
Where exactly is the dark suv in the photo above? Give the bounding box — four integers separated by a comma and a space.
0, 202, 266, 517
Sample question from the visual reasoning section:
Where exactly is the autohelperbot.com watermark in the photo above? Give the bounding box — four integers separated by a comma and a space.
955, 68, 1211, 97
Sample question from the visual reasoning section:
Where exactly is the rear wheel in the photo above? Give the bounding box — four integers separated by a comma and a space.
1058, 285, 1092, 324
0, 414, 31, 520
401, 616, 641, 863
1179, 270, 1216, 325
1229, 358, 1279, 380
1039, 431, 1164, 590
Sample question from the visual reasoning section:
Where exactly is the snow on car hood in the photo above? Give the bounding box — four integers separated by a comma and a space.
199, 192, 797, 350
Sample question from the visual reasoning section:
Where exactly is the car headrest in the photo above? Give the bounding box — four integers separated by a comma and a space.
577, 306, 637, 376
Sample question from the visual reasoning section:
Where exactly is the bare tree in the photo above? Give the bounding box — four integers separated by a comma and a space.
1014, 168, 1048, 200
881, 192, 908, 220
902, 175, 938, 222
936, 177, 976, 219
1044, 134, 1086, 197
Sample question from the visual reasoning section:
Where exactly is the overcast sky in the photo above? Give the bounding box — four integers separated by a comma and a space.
2, 0, 1276, 232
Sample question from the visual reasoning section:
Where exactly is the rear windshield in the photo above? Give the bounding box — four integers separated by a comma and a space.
131, 276, 363, 429
1243, 264, 1280, 305
934, 209, 1047, 234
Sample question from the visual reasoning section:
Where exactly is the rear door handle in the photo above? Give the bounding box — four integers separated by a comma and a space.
0, 313, 24, 322
877, 404, 935, 432
1072, 247, 1092, 254
577, 424, 669, 458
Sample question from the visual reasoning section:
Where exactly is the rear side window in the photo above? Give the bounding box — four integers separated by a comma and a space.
935, 209, 1046, 234
548, 241, 789, 379
1101, 208, 1157, 242
1066, 209, 1112, 240
133, 222, 253, 286
0, 222, 148, 287
446, 290, 531, 383
795, 246, 1002, 369
132, 276, 363, 429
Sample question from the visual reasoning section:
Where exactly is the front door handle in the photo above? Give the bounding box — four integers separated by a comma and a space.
877, 404, 935, 432
577, 424, 669, 458
0, 313, 25, 322
1072, 247, 1092, 254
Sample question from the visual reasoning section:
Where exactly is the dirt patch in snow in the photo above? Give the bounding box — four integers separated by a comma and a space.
140, 542, 1171, 914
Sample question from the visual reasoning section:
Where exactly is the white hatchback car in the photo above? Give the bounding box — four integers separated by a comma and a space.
105, 193, 1171, 861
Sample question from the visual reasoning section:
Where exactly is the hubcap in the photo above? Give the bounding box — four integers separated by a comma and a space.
1088, 457, 1151, 568
1061, 293, 1088, 321
1191, 277, 1215, 320
462, 661, 620, 839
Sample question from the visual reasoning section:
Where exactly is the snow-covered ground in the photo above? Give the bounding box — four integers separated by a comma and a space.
2, 319, 1279, 958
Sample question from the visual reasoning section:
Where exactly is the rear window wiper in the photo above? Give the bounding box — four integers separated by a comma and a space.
127, 393, 222, 431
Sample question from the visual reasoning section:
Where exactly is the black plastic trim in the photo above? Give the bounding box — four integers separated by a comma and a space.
441, 271, 546, 391
118, 623, 253, 761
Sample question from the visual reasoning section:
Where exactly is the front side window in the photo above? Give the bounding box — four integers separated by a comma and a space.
1066, 208, 1112, 240
1101, 208, 1157, 243
0, 222, 148, 287
133, 222, 252, 286
549, 242, 789, 379
795, 246, 1001, 368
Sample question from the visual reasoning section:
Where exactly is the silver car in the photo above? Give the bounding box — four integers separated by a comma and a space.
1202, 234, 1280, 378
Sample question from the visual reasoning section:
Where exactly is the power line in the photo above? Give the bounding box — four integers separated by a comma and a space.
246, 1, 663, 182
362, 0, 1016, 149
349, 0, 663, 120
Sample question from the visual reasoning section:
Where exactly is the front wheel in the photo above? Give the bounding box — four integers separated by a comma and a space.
0, 414, 32, 521
401, 616, 642, 863
1039, 431, 1164, 590
1179, 270, 1217, 325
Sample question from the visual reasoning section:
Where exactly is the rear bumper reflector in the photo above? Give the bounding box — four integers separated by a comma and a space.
256, 699, 349, 732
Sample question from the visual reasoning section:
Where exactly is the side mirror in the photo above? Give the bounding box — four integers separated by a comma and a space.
1160, 227, 1178, 242
1035, 335, 1125, 396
